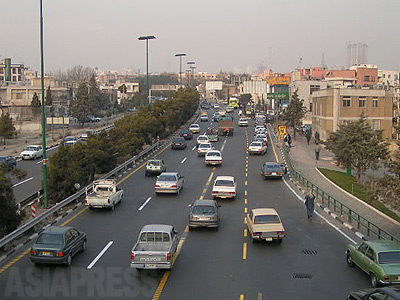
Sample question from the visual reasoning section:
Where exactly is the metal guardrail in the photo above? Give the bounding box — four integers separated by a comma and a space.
0, 109, 200, 250
274, 127, 400, 243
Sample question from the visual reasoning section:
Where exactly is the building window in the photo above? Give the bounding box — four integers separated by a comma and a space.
310, 85, 320, 94
343, 97, 351, 107
364, 76, 370, 82
371, 120, 380, 130
383, 74, 386, 78
309, 102, 312, 112
388, 74, 391, 79
372, 97, 378, 108
359, 97, 366, 108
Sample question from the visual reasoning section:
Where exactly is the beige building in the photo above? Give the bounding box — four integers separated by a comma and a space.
312, 87, 394, 140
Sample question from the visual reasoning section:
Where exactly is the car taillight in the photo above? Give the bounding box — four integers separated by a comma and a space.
155, 184, 160, 188
277, 231, 285, 235
131, 252, 135, 261
230, 192, 236, 195
107, 198, 110, 204
84, 198, 87, 204
383, 275, 390, 281
171, 185, 177, 188
30, 249, 38, 256
56, 252, 64, 257
265, 172, 271, 175
166, 252, 171, 261
253, 232, 261, 236
278, 172, 284, 175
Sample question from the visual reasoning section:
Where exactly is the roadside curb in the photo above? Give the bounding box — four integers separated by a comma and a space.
315, 167, 400, 227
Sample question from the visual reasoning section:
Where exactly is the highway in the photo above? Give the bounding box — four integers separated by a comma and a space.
0, 111, 370, 299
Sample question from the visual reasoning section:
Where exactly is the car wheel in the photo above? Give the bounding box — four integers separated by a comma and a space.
188, 226, 194, 231
370, 273, 379, 288
145, 171, 149, 177
251, 236, 256, 243
214, 227, 219, 232
346, 252, 355, 267
81, 240, 87, 252
66, 254, 72, 266
111, 203, 115, 211
277, 239, 283, 244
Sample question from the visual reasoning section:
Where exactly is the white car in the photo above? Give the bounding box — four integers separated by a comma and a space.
205, 150, 223, 166
196, 135, 209, 146
197, 142, 213, 157
248, 141, 267, 155
255, 125, 265, 132
200, 115, 208, 122
213, 104, 220, 109
64, 136, 79, 146
212, 176, 237, 200
189, 124, 200, 134
20, 145, 43, 160
238, 118, 248, 127
255, 133, 268, 144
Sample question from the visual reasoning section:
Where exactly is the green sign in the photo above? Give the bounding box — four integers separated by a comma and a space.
267, 92, 289, 100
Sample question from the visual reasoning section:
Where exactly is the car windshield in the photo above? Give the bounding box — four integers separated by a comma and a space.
378, 251, 400, 264
192, 205, 216, 215
26, 147, 38, 151
158, 175, 177, 181
172, 138, 184, 143
147, 161, 160, 166
36, 233, 64, 245
198, 136, 208, 140
182, 130, 190, 134
257, 134, 266, 138
254, 215, 280, 224
199, 144, 211, 149
190, 125, 199, 128
250, 142, 262, 147
207, 152, 221, 157
215, 180, 234, 187
65, 137, 75, 141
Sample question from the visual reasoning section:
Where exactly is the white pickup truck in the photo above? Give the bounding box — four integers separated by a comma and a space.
85, 179, 123, 210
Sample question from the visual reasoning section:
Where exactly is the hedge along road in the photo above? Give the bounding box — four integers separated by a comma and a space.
0, 112, 369, 299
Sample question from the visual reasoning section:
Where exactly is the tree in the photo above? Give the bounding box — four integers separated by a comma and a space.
31, 92, 41, 107
45, 86, 53, 106
0, 113, 17, 145
238, 94, 252, 106
69, 82, 90, 126
53, 65, 95, 86
0, 170, 21, 238
282, 89, 306, 138
326, 116, 389, 179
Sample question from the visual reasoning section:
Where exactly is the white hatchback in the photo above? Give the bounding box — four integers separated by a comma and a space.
212, 176, 237, 200
205, 150, 223, 166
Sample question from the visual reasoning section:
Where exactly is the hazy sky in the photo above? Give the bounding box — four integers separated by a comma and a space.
2, 0, 400, 74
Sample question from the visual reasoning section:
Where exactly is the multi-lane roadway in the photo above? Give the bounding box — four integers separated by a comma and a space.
0, 111, 370, 299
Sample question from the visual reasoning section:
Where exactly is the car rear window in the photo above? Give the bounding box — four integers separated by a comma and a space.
378, 251, 400, 264
192, 205, 216, 215
215, 180, 234, 187
36, 233, 64, 245
198, 136, 208, 140
250, 142, 262, 147
139, 232, 170, 242
199, 144, 211, 149
172, 138, 184, 143
147, 161, 160, 166
158, 175, 177, 181
207, 152, 220, 157
254, 215, 280, 224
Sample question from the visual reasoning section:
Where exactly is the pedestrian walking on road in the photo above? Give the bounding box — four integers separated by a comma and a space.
305, 194, 315, 219
314, 131, 320, 144
287, 134, 292, 148
305, 129, 311, 145
314, 143, 322, 160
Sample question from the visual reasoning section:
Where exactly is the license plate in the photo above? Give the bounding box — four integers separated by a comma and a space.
272, 172, 277, 175
41, 251, 52, 256
146, 264, 157, 268
265, 238, 273, 241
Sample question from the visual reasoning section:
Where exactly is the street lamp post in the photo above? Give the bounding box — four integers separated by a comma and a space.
187, 62, 195, 88
138, 35, 156, 101
175, 53, 186, 86
39, 0, 49, 208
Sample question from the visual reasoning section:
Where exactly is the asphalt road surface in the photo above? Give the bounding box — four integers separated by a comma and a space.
0, 112, 370, 299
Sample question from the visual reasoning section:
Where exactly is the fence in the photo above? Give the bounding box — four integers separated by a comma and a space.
272, 125, 400, 243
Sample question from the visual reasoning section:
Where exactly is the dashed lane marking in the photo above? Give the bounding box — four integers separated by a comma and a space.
242, 243, 247, 260
191, 146, 196, 151
245, 198, 248, 204
180, 157, 187, 164
245, 190, 248, 196
245, 180, 248, 186
138, 197, 152, 211
240, 295, 245, 300
244, 207, 248, 213
244, 229, 247, 237
11, 177, 33, 188
87, 241, 114, 269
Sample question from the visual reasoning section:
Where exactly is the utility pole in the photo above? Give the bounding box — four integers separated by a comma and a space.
187, 61, 195, 88
175, 53, 186, 86
40, 0, 49, 208
138, 36, 156, 100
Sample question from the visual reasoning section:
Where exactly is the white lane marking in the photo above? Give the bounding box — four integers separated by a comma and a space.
220, 138, 227, 152
191, 146, 196, 151
282, 178, 357, 245
180, 157, 187, 164
87, 241, 114, 269
11, 177, 33, 188
138, 197, 152, 211
36, 160, 43, 165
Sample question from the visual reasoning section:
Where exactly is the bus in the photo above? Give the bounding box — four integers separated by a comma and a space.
228, 97, 239, 109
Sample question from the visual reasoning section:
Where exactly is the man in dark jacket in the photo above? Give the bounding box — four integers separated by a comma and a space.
305, 194, 315, 219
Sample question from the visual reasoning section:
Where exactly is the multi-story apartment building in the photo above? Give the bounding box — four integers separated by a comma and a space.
312, 87, 394, 140
0, 58, 26, 84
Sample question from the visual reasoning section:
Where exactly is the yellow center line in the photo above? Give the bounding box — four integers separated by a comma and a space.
242, 243, 247, 260
268, 129, 280, 162
245, 190, 248, 196
202, 188, 207, 194
240, 295, 245, 300
60, 207, 88, 226
244, 207, 248, 213
152, 271, 171, 300
244, 229, 247, 237
199, 195, 204, 200
184, 226, 189, 233
244, 198, 248, 204
244, 217, 247, 224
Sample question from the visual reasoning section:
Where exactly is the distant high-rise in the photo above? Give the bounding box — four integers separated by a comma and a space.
347, 43, 368, 67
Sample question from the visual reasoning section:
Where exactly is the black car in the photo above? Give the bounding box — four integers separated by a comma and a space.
0, 156, 16, 170
180, 129, 193, 140
30, 226, 87, 266
261, 162, 287, 179
171, 137, 187, 150
348, 286, 400, 300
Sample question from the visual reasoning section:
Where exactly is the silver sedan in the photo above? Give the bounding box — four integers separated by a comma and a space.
155, 172, 184, 195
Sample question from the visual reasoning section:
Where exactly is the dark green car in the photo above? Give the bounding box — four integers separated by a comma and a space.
30, 226, 87, 266
346, 240, 400, 287
145, 159, 166, 176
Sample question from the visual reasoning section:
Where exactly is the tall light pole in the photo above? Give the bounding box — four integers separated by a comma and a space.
138, 35, 156, 100
187, 61, 195, 88
39, 0, 49, 208
175, 53, 186, 86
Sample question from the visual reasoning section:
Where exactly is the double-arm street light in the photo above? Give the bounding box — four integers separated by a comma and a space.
175, 53, 186, 86
138, 35, 156, 99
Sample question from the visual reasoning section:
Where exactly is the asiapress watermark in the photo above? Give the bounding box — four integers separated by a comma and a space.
2, 266, 159, 298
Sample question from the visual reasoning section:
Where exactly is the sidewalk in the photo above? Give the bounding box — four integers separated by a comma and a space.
0, 113, 126, 158
286, 134, 400, 240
